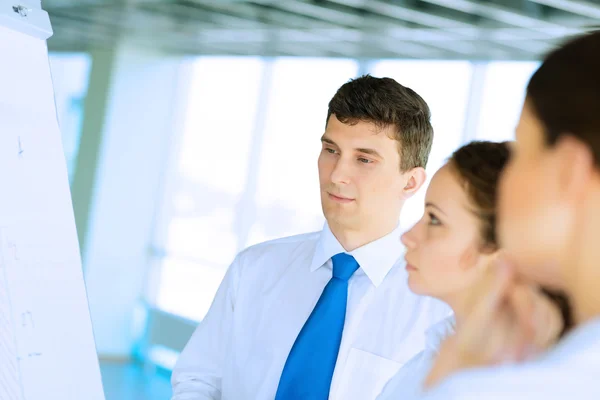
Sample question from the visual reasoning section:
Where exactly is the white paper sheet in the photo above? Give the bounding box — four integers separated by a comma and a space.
0, 25, 105, 400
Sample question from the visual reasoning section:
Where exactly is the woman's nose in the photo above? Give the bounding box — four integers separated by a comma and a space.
401, 229, 417, 249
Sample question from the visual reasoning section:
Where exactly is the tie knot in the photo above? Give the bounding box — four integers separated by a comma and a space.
331, 253, 359, 281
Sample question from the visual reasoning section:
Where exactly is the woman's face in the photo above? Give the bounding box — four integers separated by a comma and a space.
401, 164, 493, 302
498, 101, 572, 289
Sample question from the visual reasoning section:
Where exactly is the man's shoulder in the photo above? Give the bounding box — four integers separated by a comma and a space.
236, 230, 321, 263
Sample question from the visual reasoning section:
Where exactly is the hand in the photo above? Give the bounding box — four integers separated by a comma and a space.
524, 286, 565, 353
424, 256, 564, 388
424, 257, 518, 389
485, 264, 564, 357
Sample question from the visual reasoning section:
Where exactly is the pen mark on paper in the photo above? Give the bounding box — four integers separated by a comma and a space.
18, 137, 24, 158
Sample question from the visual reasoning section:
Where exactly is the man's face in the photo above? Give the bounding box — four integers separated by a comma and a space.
318, 115, 411, 236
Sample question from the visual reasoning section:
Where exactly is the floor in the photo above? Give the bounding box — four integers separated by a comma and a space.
100, 361, 172, 400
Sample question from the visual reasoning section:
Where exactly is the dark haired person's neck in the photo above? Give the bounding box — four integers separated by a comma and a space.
571, 253, 600, 326
569, 184, 600, 325
329, 221, 398, 252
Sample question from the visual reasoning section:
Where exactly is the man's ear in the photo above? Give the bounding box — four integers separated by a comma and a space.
402, 167, 427, 199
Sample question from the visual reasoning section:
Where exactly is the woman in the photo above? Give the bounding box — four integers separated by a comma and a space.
416, 31, 600, 399
376, 140, 570, 399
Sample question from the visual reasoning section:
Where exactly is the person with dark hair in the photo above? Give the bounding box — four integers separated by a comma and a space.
172, 75, 451, 400
375, 141, 569, 400
411, 30, 600, 400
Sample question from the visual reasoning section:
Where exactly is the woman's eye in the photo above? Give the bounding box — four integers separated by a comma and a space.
428, 213, 441, 226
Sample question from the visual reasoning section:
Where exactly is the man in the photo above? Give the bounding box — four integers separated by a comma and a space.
171, 75, 450, 400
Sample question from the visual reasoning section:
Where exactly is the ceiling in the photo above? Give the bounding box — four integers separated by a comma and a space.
44, 0, 600, 59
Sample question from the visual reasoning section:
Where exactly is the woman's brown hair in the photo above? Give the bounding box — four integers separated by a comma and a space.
449, 140, 573, 336
449, 141, 509, 252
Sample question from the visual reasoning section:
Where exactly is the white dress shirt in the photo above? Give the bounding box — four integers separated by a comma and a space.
377, 316, 455, 400
172, 223, 451, 400
413, 317, 600, 400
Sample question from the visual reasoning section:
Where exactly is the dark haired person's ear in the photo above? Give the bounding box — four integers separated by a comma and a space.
402, 167, 427, 199
556, 135, 594, 203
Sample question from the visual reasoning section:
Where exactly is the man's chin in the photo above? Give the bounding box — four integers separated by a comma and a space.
323, 212, 359, 228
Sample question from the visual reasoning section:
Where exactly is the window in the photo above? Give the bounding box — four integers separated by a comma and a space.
370, 61, 473, 231
48, 53, 92, 182
154, 57, 265, 320
474, 62, 540, 142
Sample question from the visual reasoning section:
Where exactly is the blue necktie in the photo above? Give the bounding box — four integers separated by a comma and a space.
275, 253, 360, 400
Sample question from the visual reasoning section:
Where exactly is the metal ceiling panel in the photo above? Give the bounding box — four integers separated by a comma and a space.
44, 0, 600, 59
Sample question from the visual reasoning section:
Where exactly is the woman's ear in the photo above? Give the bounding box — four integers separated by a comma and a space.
402, 167, 427, 199
478, 248, 501, 270
475, 248, 507, 280
463, 247, 500, 273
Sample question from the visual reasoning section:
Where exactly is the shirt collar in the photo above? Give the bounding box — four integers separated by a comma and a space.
310, 222, 404, 287
425, 316, 456, 353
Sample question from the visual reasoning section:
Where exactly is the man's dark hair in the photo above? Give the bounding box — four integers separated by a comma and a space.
527, 30, 600, 166
326, 75, 433, 171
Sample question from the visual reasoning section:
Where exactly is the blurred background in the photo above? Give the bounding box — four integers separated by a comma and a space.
45, 0, 599, 398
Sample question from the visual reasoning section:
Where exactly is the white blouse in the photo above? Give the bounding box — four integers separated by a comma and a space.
414, 317, 600, 400
377, 316, 456, 400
